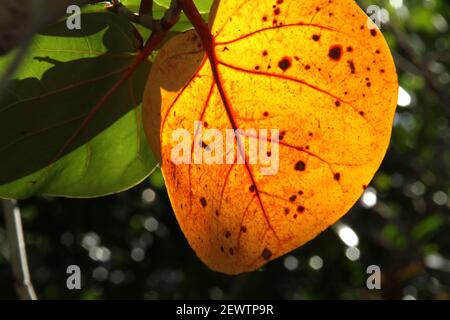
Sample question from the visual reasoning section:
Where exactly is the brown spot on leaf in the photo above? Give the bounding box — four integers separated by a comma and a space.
347, 60, 356, 74
295, 161, 306, 171
278, 57, 292, 71
328, 45, 342, 61
200, 197, 207, 207
262, 248, 272, 260
201, 140, 210, 150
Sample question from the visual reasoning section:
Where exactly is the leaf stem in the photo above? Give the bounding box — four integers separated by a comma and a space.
178, 0, 213, 50
2, 200, 37, 300
139, 0, 153, 16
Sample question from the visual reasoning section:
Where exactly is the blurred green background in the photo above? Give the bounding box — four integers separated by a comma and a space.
0, 0, 449, 299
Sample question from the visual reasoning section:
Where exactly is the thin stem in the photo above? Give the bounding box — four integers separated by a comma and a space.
139, 0, 153, 16
111, 0, 180, 31
2, 200, 37, 300
178, 0, 213, 50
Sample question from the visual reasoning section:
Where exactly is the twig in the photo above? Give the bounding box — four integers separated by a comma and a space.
108, 1, 154, 29
139, 0, 153, 16
109, 0, 181, 31
2, 200, 37, 300
161, 0, 182, 30
108, 1, 158, 30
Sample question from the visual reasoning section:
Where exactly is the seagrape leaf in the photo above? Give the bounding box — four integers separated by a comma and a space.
0, 8, 156, 199
143, 0, 398, 274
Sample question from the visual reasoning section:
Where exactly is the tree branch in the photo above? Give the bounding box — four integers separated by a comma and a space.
2, 200, 37, 300
139, 0, 153, 16
108, 2, 158, 31
109, 0, 181, 31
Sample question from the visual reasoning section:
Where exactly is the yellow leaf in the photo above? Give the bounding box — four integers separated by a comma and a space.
143, 0, 398, 275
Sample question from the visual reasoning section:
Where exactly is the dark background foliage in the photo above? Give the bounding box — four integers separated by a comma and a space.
0, 0, 449, 299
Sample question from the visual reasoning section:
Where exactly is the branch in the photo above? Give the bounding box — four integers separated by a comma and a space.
178, 0, 211, 48
2, 200, 37, 300
139, 0, 153, 16
109, 0, 180, 31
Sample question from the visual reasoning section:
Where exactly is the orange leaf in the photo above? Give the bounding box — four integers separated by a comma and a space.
143, 0, 398, 274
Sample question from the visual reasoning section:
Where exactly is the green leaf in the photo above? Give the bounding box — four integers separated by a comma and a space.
412, 214, 444, 241
382, 223, 408, 250
0, 8, 157, 199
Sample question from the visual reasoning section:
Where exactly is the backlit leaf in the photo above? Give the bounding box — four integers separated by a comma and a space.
144, 0, 398, 274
